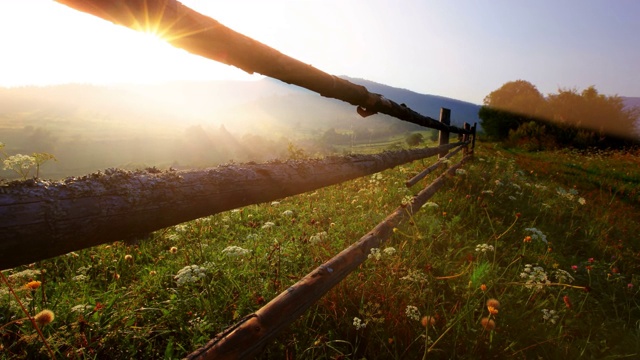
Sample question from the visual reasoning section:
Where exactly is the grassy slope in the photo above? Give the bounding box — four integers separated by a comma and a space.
1, 142, 639, 359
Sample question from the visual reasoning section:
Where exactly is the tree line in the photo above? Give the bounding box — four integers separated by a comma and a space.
479, 80, 640, 150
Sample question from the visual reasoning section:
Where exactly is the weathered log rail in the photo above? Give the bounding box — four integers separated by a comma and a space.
0, 143, 464, 270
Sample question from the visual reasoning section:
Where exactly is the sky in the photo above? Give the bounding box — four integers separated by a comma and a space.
1, 0, 639, 104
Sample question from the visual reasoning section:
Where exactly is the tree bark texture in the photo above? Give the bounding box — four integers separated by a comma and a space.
186, 156, 471, 360
0, 145, 462, 270
54, 0, 472, 134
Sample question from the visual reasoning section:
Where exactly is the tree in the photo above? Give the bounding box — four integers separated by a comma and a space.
479, 80, 547, 140
405, 132, 424, 147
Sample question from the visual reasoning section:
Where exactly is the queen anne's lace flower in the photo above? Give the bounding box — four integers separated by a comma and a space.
222, 246, 251, 257
174, 265, 207, 286
405, 305, 421, 321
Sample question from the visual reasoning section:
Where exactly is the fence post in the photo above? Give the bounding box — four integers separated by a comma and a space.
463, 122, 470, 155
471, 122, 477, 155
438, 108, 451, 158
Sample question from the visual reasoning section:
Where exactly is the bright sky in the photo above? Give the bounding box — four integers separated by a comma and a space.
1, 0, 639, 104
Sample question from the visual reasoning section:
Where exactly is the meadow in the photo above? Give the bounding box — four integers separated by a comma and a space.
1, 141, 640, 359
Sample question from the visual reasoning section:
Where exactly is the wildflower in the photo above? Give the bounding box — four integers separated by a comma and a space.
24, 281, 41, 290
174, 265, 207, 286
475, 244, 495, 253
383, 247, 396, 256
628, 283, 634, 290
578, 197, 586, 205
480, 284, 487, 292
222, 246, 251, 257
71, 304, 92, 313
481, 190, 494, 195
455, 168, 467, 175
169, 246, 178, 254
487, 306, 499, 315
481, 317, 495, 331
524, 228, 548, 244
401, 269, 429, 283
149, 270, 157, 276
262, 222, 276, 229
523, 236, 532, 243
114, 273, 120, 280
282, 210, 294, 217
353, 317, 367, 330
541, 309, 559, 324
72, 274, 88, 282
553, 269, 575, 284
309, 231, 327, 244
34, 310, 55, 326
368, 248, 382, 261
405, 305, 421, 321
421, 316, 436, 327
401, 195, 414, 206
563, 295, 572, 309
124, 254, 133, 262
486, 298, 501, 310
588, 257, 594, 263
520, 264, 550, 290
571, 265, 578, 271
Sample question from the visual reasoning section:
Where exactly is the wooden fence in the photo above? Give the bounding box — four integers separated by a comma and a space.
1, 1, 477, 358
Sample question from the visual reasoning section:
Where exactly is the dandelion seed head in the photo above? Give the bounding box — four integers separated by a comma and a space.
34, 310, 55, 326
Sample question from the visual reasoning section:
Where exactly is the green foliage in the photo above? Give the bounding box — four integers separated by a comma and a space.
405, 132, 424, 147
480, 81, 640, 149
2, 143, 639, 359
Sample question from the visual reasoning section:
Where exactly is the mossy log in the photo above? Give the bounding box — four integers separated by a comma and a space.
0, 145, 463, 270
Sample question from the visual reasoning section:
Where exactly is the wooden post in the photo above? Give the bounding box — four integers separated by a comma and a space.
438, 108, 451, 158
471, 122, 477, 155
463, 122, 471, 155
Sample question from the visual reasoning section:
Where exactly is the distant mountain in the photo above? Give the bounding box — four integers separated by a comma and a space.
341, 77, 481, 127
622, 96, 640, 110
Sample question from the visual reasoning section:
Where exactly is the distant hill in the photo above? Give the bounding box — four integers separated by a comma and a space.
622, 96, 640, 110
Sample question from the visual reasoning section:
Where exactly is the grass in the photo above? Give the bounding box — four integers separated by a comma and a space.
2, 142, 640, 359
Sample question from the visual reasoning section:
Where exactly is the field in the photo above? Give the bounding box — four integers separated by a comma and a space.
2, 142, 640, 359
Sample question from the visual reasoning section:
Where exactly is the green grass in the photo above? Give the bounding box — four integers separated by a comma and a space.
2, 142, 640, 359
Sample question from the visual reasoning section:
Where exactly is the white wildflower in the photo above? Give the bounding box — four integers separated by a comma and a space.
542, 309, 559, 324
520, 264, 551, 290
553, 269, 575, 284
368, 248, 382, 261
262, 222, 276, 229
383, 247, 396, 256
475, 244, 495, 253
222, 246, 251, 257
405, 305, 421, 321
353, 317, 367, 330
282, 210, 294, 217
578, 197, 586, 205
401, 195, 414, 206
71, 304, 92, 313
309, 231, 328, 244
174, 265, 207, 286
401, 269, 429, 283
455, 169, 467, 175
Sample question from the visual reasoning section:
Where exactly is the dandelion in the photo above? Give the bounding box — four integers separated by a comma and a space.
405, 305, 421, 321
169, 246, 178, 254
34, 310, 55, 326
24, 280, 41, 290
481, 317, 495, 331
421, 316, 436, 327
353, 317, 367, 330
222, 245, 251, 257
541, 309, 559, 324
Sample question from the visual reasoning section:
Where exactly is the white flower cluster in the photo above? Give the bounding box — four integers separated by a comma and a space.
222, 246, 251, 257
542, 309, 559, 324
368, 247, 397, 261
401, 269, 429, 283
369, 173, 384, 184
309, 231, 328, 244
262, 222, 276, 229
520, 264, 551, 290
553, 269, 575, 284
3, 154, 36, 171
475, 244, 495, 253
7, 269, 41, 281
71, 304, 92, 313
174, 265, 207, 286
524, 227, 548, 244
282, 210, 294, 217
401, 195, 415, 206
353, 317, 367, 330
405, 305, 421, 321
556, 187, 578, 200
